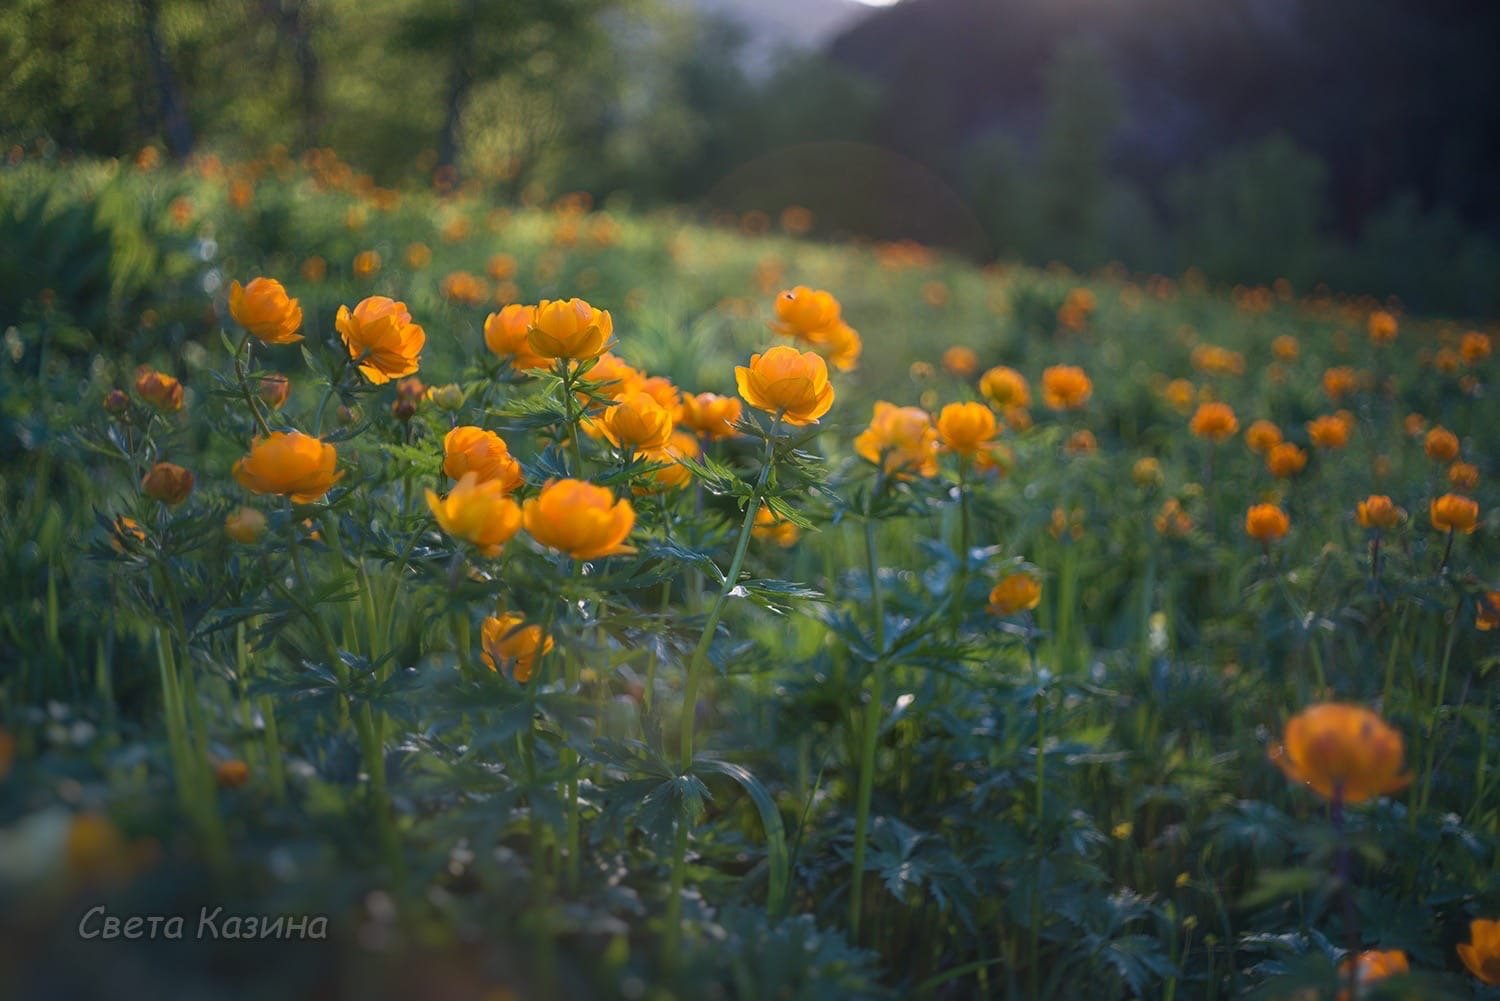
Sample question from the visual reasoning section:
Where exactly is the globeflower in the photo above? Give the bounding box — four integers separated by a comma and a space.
483, 304, 550, 370
599, 391, 675, 450
1245, 503, 1289, 543
1244, 419, 1282, 454
1449, 461, 1480, 491
335, 296, 426, 385
425, 473, 523, 558
1459, 919, 1500, 985
1321, 366, 1360, 402
228, 277, 303, 344
480, 612, 554, 682
854, 402, 939, 478
1424, 426, 1460, 462
1430, 493, 1479, 534
734, 345, 835, 426
770, 286, 841, 340
1041, 365, 1092, 410
233, 431, 341, 502
527, 297, 613, 360
135, 369, 184, 411
1307, 414, 1350, 449
141, 462, 194, 505
979, 366, 1031, 409
1367, 309, 1398, 344
1268, 702, 1410, 803
522, 479, 636, 560
1338, 950, 1408, 999
1266, 442, 1307, 478
988, 573, 1041, 616
936, 401, 998, 457
680, 392, 743, 440
636, 431, 699, 493
443, 426, 523, 492
942, 346, 978, 377
820, 320, 863, 372
1188, 402, 1238, 441
1355, 495, 1404, 531
752, 506, 800, 548
580, 353, 645, 401
224, 507, 267, 543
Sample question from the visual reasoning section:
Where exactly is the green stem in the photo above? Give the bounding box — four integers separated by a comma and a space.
233, 333, 273, 437
850, 473, 888, 943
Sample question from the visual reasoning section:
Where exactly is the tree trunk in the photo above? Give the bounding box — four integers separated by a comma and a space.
139, 0, 194, 158
436, 0, 481, 175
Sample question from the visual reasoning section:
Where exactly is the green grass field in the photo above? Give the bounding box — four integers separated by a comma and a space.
1, 153, 1497, 1000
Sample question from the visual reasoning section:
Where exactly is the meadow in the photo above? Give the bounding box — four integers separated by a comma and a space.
1, 149, 1498, 1000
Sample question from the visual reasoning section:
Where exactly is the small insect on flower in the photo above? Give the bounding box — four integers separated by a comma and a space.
527, 297, 613, 360
232, 431, 341, 503
1041, 365, 1092, 410
1355, 495, 1404, 531
141, 462, 194, 505
1189, 402, 1239, 441
1245, 503, 1290, 543
336, 296, 426, 385
854, 402, 940, 478
735, 345, 835, 426
480, 612, 554, 683
1268, 702, 1410, 803
228, 277, 303, 344
1458, 919, 1500, 985
442, 426, 524, 492
936, 401, 997, 457
988, 573, 1042, 616
425, 472, 523, 558
1430, 493, 1479, 534
522, 479, 636, 561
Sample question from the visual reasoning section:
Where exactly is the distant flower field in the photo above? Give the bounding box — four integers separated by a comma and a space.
0, 149, 1497, 1000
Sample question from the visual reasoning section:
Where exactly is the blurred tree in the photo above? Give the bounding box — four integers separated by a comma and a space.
140, 0, 195, 156
1033, 40, 1122, 268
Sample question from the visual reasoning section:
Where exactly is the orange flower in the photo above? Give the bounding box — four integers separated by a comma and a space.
228, 277, 303, 344
141, 462, 194, 505
1450, 461, 1480, 492
1477, 592, 1500, 632
336, 296, 426, 385
1460, 331, 1492, 365
680, 392, 743, 440
936, 401, 998, 456
1132, 457, 1163, 488
820, 320, 863, 372
854, 402, 939, 478
1430, 494, 1479, 534
599, 391, 675, 450
734, 345, 835, 426
224, 507, 266, 543
352, 249, 381, 279
1266, 443, 1308, 478
527, 297, 613, 360
1459, 918, 1500, 985
134, 369, 184, 411
480, 612, 554, 682
233, 431, 341, 502
1245, 503, 1289, 543
487, 253, 517, 281
1337, 950, 1408, 1000
110, 516, 147, 551
1367, 309, 1398, 344
1424, 427, 1460, 462
404, 242, 432, 269
301, 256, 327, 283
979, 366, 1031, 408
1154, 499, 1194, 538
637, 430, 700, 492
254, 373, 289, 410
942, 346, 978, 377
988, 573, 1041, 616
770, 286, 841, 340
1403, 413, 1428, 438
752, 506, 801, 547
1064, 429, 1097, 456
1041, 365, 1092, 410
522, 479, 636, 560
1356, 495, 1404, 531
580, 353, 645, 401
215, 759, 251, 789
1321, 366, 1360, 401
443, 426, 523, 491
425, 472, 523, 558
1271, 335, 1300, 360
441, 270, 488, 306
1244, 419, 1282, 454
1162, 379, 1196, 414
483, 304, 549, 370
1189, 402, 1239, 441
1268, 703, 1410, 803
1307, 414, 1350, 449
636, 375, 683, 419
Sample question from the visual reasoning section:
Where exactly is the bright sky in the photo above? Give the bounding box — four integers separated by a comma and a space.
848, 0, 903, 5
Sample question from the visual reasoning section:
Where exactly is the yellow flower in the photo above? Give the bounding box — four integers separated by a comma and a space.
1355, 495, 1404, 531
854, 402, 939, 478
979, 366, 1031, 409
1189, 402, 1238, 441
752, 506, 800, 547
228, 277, 303, 344
580, 353, 646, 401
936, 401, 997, 456
1266, 442, 1307, 478
335, 296, 426, 385
1268, 703, 1410, 803
233, 431, 341, 502
988, 573, 1041, 616
1307, 414, 1350, 449
134, 368, 184, 411
1132, 457, 1163, 488
636, 430, 700, 493
224, 507, 267, 543
441, 270, 488, 307
1244, 419, 1282, 454
528, 297, 613, 360
1245, 503, 1289, 543
1424, 426, 1460, 462
636, 375, 684, 420
443, 426, 523, 492
110, 515, 148, 552
1459, 919, 1500, 985
1337, 950, 1408, 1000
141, 462, 194, 505
1041, 365, 1092, 410
522, 479, 636, 560
1430, 493, 1479, 534
352, 249, 381, 279
942, 346, 978, 377
483, 304, 549, 370
734, 345, 835, 426
425, 472, 523, 558
1450, 461, 1480, 491
770, 285, 841, 339
681, 392, 743, 440
820, 320, 863, 372
599, 391, 675, 450
480, 612, 554, 682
